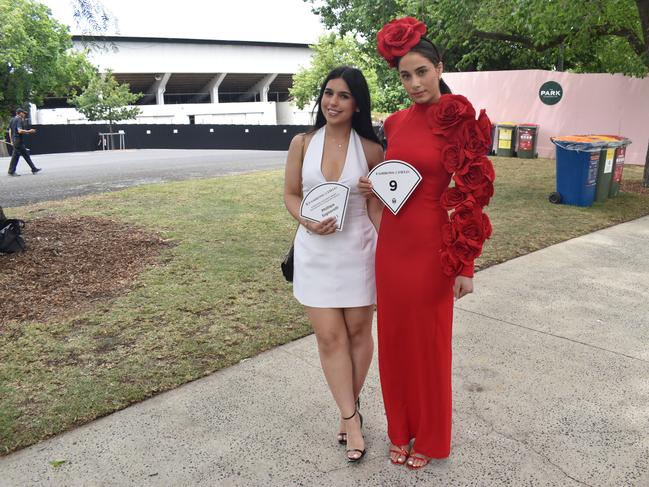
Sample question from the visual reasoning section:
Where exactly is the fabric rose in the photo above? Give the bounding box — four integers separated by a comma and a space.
450, 239, 481, 265
451, 205, 489, 251
428, 94, 476, 135
377, 17, 427, 67
477, 109, 492, 148
472, 179, 495, 207
440, 187, 476, 211
462, 119, 492, 159
480, 156, 496, 182
441, 222, 457, 246
441, 250, 464, 277
482, 212, 493, 240
453, 156, 495, 192
441, 143, 467, 174
451, 202, 482, 228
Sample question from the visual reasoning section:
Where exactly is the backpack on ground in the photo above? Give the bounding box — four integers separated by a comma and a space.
0, 219, 26, 253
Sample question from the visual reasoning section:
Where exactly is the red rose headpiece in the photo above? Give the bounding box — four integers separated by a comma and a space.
377, 17, 427, 68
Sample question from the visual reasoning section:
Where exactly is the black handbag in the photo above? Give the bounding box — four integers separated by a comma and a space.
281, 244, 294, 282
0, 219, 26, 253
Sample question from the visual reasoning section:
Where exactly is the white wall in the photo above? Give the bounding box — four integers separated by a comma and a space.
36, 102, 277, 125
36, 101, 317, 126
78, 40, 313, 74
444, 70, 649, 165
276, 101, 314, 125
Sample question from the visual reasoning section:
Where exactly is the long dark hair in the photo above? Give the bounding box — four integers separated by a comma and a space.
396, 38, 452, 94
311, 66, 381, 144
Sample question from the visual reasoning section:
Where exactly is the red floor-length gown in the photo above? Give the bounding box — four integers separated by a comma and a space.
376, 99, 478, 459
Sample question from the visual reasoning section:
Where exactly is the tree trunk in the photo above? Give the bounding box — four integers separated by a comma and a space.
642, 145, 649, 188
109, 121, 113, 150
634, 1, 649, 186
637, 0, 649, 64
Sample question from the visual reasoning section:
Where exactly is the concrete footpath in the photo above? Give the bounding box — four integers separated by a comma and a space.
1, 217, 648, 486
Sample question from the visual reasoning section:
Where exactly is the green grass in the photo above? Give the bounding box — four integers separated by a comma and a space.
1, 158, 648, 455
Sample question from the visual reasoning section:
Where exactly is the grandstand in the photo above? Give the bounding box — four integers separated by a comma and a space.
32, 35, 315, 126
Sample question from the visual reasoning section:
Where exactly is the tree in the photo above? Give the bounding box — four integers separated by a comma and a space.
71, 69, 141, 135
0, 0, 96, 129
70, 0, 116, 34
309, 0, 649, 75
69, 0, 120, 54
307, 0, 649, 185
290, 33, 390, 112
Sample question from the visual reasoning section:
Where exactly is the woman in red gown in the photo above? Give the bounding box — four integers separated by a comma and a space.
360, 17, 495, 469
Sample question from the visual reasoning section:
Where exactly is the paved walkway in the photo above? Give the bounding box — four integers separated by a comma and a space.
1, 217, 648, 486
1, 149, 287, 207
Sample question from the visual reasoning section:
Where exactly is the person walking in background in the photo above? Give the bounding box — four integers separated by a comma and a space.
7, 108, 41, 176
359, 17, 495, 469
284, 66, 383, 463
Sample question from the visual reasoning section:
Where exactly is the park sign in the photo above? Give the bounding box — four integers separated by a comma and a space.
539, 81, 563, 105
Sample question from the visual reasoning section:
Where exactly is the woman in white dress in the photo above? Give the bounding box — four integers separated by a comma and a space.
284, 66, 384, 463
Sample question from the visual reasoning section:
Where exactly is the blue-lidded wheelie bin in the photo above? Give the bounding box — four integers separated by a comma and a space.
550, 136, 608, 207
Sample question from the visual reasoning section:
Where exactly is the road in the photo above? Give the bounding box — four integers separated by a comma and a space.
0, 149, 287, 207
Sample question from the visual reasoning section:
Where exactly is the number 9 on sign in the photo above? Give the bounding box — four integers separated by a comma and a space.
367, 160, 422, 215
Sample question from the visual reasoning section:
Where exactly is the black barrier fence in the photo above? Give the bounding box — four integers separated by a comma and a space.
24, 124, 313, 155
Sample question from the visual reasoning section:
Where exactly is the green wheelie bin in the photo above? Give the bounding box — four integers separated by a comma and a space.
595, 145, 616, 203
496, 123, 516, 157
590, 135, 628, 203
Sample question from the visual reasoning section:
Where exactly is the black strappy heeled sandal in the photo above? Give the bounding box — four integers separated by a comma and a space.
342, 408, 366, 463
337, 397, 361, 445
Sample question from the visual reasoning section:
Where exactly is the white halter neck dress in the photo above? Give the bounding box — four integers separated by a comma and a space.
293, 126, 377, 308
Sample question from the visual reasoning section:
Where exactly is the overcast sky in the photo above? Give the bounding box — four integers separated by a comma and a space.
40, 0, 327, 44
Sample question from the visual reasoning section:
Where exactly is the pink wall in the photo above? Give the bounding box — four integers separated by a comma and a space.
443, 70, 649, 165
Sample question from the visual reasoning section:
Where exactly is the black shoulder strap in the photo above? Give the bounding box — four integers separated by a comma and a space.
292, 133, 308, 237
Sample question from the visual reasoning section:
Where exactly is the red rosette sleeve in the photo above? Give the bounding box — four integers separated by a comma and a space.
441, 249, 465, 277
438, 102, 495, 279
459, 261, 475, 278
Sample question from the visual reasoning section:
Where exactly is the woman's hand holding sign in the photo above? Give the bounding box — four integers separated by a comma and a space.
302, 217, 337, 235
358, 176, 374, 199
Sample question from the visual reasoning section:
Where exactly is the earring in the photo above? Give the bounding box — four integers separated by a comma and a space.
355, 108, 360, 113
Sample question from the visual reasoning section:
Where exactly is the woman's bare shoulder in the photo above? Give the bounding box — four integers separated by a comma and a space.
359, 136, 384, 168
290, 131, 315, 151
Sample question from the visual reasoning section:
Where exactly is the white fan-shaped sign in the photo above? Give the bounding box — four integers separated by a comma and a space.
368, 160, 422, 215
300, 182, 350, 231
